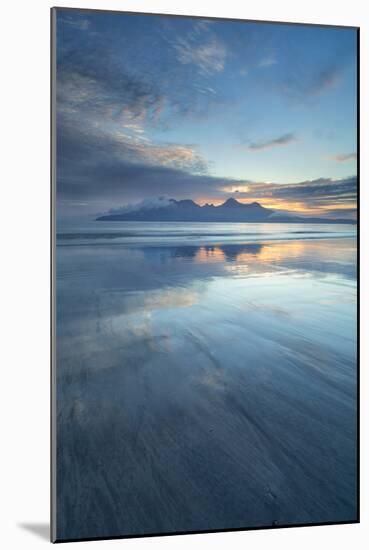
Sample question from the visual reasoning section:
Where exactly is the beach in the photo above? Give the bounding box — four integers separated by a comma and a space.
55, 222, 357, 539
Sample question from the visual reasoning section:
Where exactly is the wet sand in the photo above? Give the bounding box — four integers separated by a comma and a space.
55, 224, 357, 540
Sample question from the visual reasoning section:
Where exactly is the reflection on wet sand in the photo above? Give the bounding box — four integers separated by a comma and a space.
195, 243, 263, 263
144, 288, 200, 310
141, 238, 356, 280
186, 239, 355, 267
56, 229, 357, 540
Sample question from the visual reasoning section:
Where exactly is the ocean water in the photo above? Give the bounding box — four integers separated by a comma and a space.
55, 222, 357, 539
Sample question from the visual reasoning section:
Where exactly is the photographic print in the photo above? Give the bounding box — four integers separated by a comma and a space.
51, 7, 358, 542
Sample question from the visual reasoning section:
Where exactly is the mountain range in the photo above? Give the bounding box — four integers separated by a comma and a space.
96, 198, 355, 224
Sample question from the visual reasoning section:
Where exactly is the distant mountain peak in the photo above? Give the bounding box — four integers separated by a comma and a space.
221, 198, 265, 209
222, 198, 243, 207
176, 199, 200, 208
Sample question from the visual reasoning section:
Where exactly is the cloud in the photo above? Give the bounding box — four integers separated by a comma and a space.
264, 177, 357, 201
56, 109, 249, 214
174, 21, 226, 74
309, 65, 344, 96
57, 60, 166, 128
281, 63, 346, 101
59, 15, 91, 30
58, 106, 206, 172
320, 207, 357, 219
113, 132, 207, 173
247, 133, 298, 151
57, 117, 211, 205
329, 152, 357, 162
222, 176, 357, 217
106, 197, 174, 215
56, 14, 230, 138
175, 38, 226, 74
259, 55, 277, 68
144, 288, 199, 310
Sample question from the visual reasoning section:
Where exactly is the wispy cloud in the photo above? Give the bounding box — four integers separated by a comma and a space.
309, 65, 344, 95
117, 136, 207, 173
60, 15, 91, 30
173, 21, 227, 75
282, 63, 346, 101
259, 54, 277, 68
247, 133, 298, 151
175, 37, 226, 74
56, 16, 229, 139
329, 152, 357, 162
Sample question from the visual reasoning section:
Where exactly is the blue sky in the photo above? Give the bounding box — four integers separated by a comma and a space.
56, 9, 357, 219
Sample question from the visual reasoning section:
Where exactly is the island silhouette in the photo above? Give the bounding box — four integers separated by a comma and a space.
96, 198, 355, 224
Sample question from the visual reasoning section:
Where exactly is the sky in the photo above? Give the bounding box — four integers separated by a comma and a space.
55, 9, 358, 221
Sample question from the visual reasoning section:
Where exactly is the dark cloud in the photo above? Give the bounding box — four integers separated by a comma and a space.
268, 177, 357, 203
56, 111, 249, 214
58, 153, 246, 210
322, 208, 357, 220
58, 116, 207, 173
229, 177, 357, 213
247, 133, 297, 151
